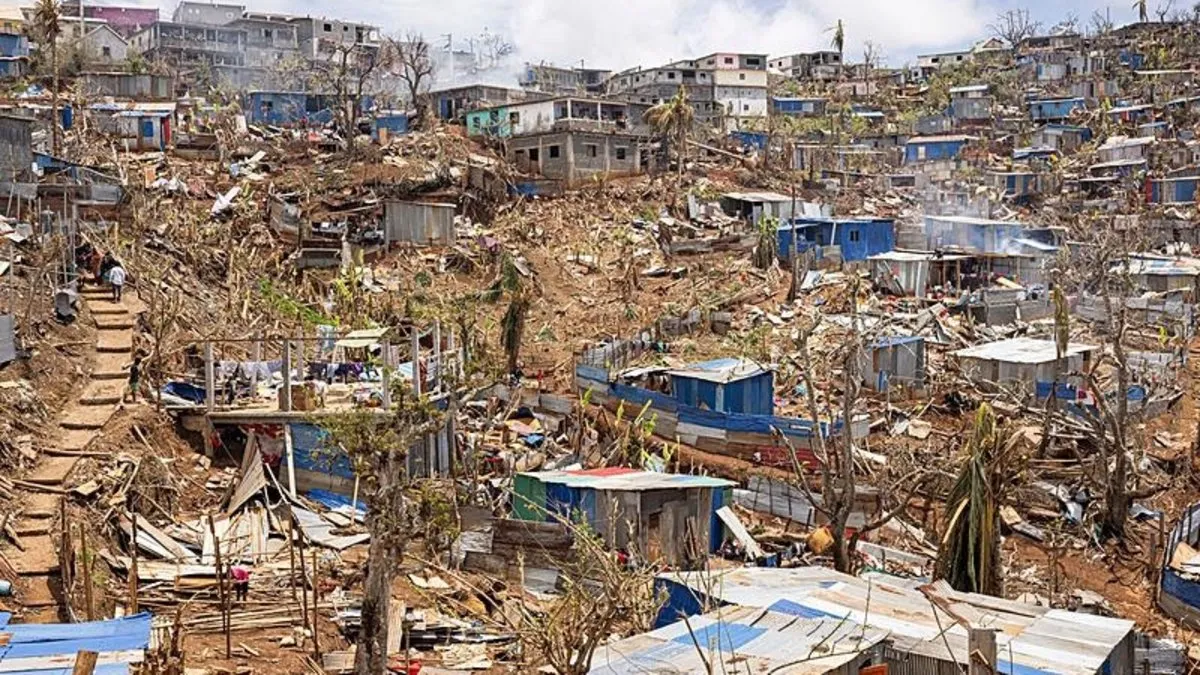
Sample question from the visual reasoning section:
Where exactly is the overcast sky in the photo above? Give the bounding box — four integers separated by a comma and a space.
113, 0, 1141, 72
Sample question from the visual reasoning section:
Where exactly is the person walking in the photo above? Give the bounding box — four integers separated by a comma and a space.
108, 264, 126, 302
123, 354, 142, 403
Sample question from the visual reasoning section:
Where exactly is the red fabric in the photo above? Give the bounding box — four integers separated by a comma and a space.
231, 567, 251, 582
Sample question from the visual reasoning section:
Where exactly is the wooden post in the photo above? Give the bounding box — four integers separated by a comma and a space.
251, 334, 262, 390
287, 514, 297, 603
207, 514, 230, 659
282, 338, 293, 412
204, 342, 215, 413
381, 339, 392, 410
432, 319, 442, 392
298, 519, 309, 630
129, 514, 139, 614
311, 548, 321, 660
71, 650, 98, 675
80, 525, 94, 621
968, 628, 997, 675
411, 327, 421, 396
284, 424, 297, 499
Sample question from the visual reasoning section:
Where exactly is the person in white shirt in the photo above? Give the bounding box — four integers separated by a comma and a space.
108, 265, 126, 302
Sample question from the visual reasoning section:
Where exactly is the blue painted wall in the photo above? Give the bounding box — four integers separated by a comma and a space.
1148, 177, 1198, 203
773, 97, 824, 115
670, 370, 774, 416
0, 33, 27, 58
778, 218, 896, 262
1029, 98, 1085, 120
372, 113, 409, 139
904, 138, 968, 163
244, 92, 358, 126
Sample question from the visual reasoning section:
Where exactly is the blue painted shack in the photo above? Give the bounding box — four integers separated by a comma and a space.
1028, 97, 1085, 121
0, 32, 27, 77
904, 134, 974, 163
1147, 176, 1199, 204
512, 467, 735, 567
667, 358, 774, 416
729, 129, 768, 151
1119, 50, 1146, 70
1161, 501, 1200, 625
372, 110, 409, 140
772, 96, 826, 116
245, 91, 341, 126
777, 217, 896, 262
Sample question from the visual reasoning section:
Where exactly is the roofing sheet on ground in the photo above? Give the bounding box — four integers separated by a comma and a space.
657, 568, 1134, 675
589, 605, 887, 675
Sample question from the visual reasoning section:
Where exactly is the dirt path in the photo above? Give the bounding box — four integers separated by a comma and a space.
6, 284, 137, 621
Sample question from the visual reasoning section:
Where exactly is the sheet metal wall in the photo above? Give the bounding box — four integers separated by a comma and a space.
384, 201, 456, 246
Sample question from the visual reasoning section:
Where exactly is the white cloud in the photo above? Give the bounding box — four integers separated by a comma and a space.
129, 0, 1133, 75
214, 0, 995, 69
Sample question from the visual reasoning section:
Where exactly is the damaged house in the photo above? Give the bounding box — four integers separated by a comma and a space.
466, 96, 650, 185
954, 337, 1098, 401
511, 467, 735, 568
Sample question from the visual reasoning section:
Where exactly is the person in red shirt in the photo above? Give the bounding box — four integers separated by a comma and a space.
231, 565, 251, 602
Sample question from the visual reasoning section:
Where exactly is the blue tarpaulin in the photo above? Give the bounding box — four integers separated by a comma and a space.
0, 613, 150, 666
163, 381, 206, 404
4, 664, 130, 675
307, 488, 367, 516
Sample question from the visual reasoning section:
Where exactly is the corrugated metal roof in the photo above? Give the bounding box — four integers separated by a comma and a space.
907, 134, 977, 144
868, 250, 972, 262
521, 469, 735, 491
659, 568, 1134, 675
721, 191, 794, 203
953, 337, 1098, 364
335, 327, 390, 349
590, 605, 887, 675
667, 357, 769, 384
1124, 255, 1200, 276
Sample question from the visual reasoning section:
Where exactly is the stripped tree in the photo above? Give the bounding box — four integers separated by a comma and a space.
321, 387, 447, 675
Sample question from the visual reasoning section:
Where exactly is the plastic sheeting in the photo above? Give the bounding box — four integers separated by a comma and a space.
0, 613, 150, 664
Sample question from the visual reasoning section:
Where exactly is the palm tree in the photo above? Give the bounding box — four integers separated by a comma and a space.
829, 19, 845, 80
935, 403, 1015, 595
1133, 0, 1149, 22
32, 0, 61, 154
643, 86, 694, 175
